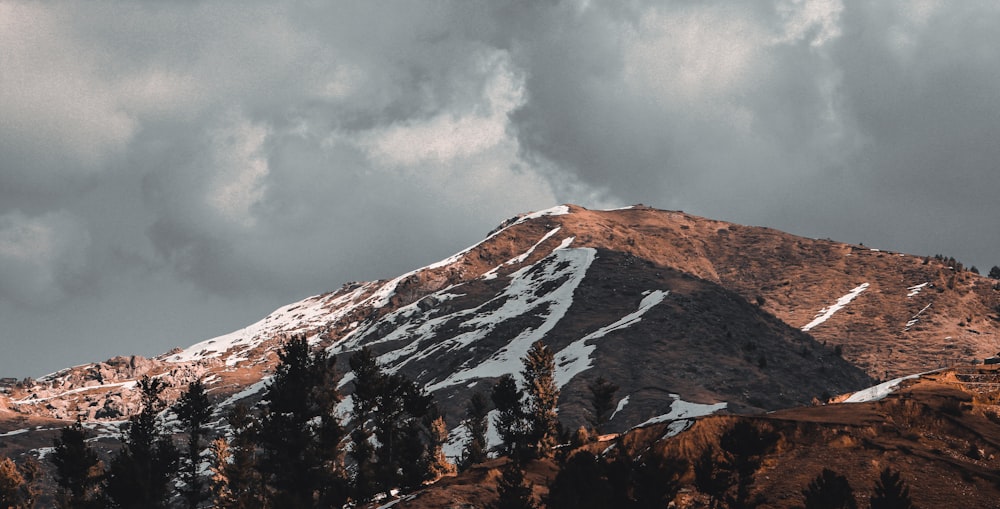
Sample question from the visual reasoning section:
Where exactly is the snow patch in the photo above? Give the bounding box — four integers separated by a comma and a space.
482, 227, 562, 280
514, 205, 571, 225
610, 395, 630, 421
904, 302, 932, 331
216, 377, 271, 410
664, 420, 693, 438
407, 248, 597, 392
843, 373, 924, 403
554, 290, 667, 387
906, 283, 928, 298
553, 237, 575, 250
509, 227, 561, 265
165, 284, 373, 365
633, 394, 727, 429
443, 423, 470, 460
801, 283, 869, 332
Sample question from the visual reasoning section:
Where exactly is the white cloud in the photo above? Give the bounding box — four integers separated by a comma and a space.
0, 3, 135, 171
360, 51, 526, 167
774, 0, 844, 47
623, 6, 766, 109
207, 116, 271, 227
0, 211, 90, 306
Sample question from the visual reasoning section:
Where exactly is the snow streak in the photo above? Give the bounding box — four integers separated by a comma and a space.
801, 283, 869, 332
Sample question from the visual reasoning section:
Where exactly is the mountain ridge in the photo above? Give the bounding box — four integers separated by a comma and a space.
2, 204, 998, 457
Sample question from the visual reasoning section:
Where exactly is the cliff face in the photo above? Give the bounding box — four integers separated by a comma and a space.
2, 205, 998, 459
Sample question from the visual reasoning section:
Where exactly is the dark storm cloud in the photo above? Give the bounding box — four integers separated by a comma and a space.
2, 0, 998, 377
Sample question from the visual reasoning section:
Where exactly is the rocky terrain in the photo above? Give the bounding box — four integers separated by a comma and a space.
2, 203, 999, 505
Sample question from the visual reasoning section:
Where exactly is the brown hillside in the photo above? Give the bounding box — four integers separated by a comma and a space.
387, 366, 1000, 509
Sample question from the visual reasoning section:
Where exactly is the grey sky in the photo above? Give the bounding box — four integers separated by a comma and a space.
2, 0, 999, 378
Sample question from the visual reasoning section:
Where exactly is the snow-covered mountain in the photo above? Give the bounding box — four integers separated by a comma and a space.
4, 204, 999, 454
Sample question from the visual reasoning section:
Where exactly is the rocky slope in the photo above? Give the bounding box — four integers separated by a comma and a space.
2, 204, 999, 459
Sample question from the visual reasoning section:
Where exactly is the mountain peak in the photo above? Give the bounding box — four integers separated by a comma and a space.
3, 205, 998, 460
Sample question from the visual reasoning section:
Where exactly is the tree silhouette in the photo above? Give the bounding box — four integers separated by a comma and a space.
869, 468, 916, 509
460, 391, 491, 470
493, 460, 535, 509
51, 420, 103, 509
801, 468, 857, 509
106, 375, 180, 509
588, 376, 619, 434
0, 456, 40, 509
521, 340, 559, 458
349, 346, 438, 498
547, 452, 611, 509
427, 416, 457, 479
695, 421, 777, 508
348, 346, 382, 500
491, 374, 528, 461
209, 403, 262, 509
258, 335, 347, 508
174, 379, 212, 509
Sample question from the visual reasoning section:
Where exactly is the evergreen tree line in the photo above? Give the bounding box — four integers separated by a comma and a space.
0, 336, 925, 509
542, 421, 920, 509
1, 336, 454, 508
797, 466, 918, 509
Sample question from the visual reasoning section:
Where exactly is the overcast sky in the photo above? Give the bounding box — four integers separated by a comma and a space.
2, 0, 999, 378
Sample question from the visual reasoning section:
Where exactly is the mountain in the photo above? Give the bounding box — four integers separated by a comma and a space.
2, 204, 999, 480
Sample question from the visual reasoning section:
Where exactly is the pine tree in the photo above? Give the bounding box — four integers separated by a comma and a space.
694, 448, 731, 509
725, 421, 776, 508
348, 346, 383, 501
493, 460, 535, 509
521, 341, 559, 458
427, 416, 457, 480
376, 373, 434, 491
546, 452, 611, 509
989, 266, 1000, 279
174, 379, 212, 509
51, 420, 103, 509
587, 376, 619, 434
695, 421, 777, 509
208, 438, 232, 508
802, 468, 857, 509
869, 468, 916, 509
210, 404, 262, 509
0, 456, 40, 509
313, 354, 350, 508
491, 374, 528, 461
460, 391, 491, 470
349, 347, 439, 496
257, 335, 347, 508
627, 454, 686, 509
106, 375, 180, 509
